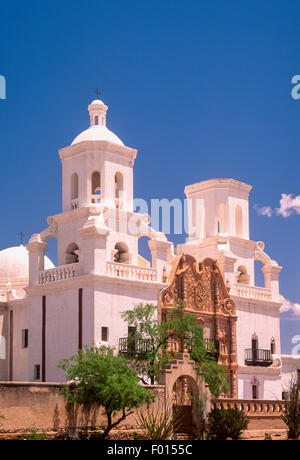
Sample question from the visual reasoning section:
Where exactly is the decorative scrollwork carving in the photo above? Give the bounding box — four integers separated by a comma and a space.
159, 254, 235, 315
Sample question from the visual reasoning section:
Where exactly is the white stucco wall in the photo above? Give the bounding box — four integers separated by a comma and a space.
238, 367, 282, 400
234, 299, 281, 365
0, 306, 8, 380
281, 355, 300, 392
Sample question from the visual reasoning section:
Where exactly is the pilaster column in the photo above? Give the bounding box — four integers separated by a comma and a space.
79, 215, 110, 275
216, 254, 237, 289
229, 315, 238, 398
26, 234, 48, 286
148, 239, 173, 283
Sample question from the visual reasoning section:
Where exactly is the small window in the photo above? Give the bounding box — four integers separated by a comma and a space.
0, 335, 6, 359
101, 327, 108, 342
271, 338, 276, 354
128, 326, 136, 336
22, 329, 28, 348
128, 326, 136, 353
252, 385, 258, 400
282, 391, 288, 401
34, 365, 40, 380
95, 116, 99, 125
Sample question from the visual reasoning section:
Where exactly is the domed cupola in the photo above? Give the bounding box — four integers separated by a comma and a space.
0, 245, 54, 280
71, 99, 124, 146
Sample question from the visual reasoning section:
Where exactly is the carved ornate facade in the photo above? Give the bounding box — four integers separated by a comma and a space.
159, 254, 238, 397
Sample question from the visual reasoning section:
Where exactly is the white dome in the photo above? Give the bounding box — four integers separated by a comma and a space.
90, 99, 105, 105
72, 125, 124, 146
0, 245, 54, 279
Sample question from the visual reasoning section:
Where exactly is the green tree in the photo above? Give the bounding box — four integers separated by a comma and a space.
121, 302, 228, 397
58, 346, 154, 439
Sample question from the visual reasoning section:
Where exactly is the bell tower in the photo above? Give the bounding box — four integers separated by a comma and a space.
185, 178, 252, 241
59, 99, 137, 213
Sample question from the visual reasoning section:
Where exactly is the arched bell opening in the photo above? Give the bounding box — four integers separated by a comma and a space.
236, 265, 250, 285
113, 242, 130, 264
65, 243, 80, 265
91, 171, 101, 204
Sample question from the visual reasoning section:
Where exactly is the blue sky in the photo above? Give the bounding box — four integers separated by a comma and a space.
0, 0, 299, 353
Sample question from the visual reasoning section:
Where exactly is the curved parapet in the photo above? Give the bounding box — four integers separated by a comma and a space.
255, 241, 278, 267
40, 217, 58, 242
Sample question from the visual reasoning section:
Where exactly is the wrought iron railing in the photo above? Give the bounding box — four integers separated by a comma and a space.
245, 349, 273, 367
185, 337, 219, 360
119, 336, 219, 359
119, 337, 154, 355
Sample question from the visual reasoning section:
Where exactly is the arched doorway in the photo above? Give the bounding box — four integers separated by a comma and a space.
172, 375, 199, 435
159, 353, 210, 437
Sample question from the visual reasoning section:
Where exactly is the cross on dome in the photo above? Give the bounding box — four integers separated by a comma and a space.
94, 88, 101, 99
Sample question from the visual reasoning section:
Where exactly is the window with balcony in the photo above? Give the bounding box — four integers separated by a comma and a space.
245, 333, 272, 366
271, 338, 276, 354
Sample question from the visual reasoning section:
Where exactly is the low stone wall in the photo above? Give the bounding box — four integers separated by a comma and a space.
211, 398, 287, 430
0, 382, 165, 432
0, 382, 288, 434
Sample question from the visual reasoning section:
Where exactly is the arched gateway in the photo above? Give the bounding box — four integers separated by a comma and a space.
159, 352, 210, 436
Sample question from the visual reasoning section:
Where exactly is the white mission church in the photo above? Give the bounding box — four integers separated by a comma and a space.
0, 98, 299, 400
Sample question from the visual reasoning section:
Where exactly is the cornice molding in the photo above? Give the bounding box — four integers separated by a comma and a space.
26, 274, 165, 296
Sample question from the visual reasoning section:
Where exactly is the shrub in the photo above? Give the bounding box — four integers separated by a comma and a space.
207, 408, 249, 440
22, 428, 48, 440
281, 379, 300, 440
135, 406, 181, 440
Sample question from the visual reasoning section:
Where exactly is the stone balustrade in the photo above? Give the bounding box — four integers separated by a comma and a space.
232, 284, 272, 300
38, 262, 158, 285
106, 261, 157, 282
39, 263, 82, 285
91, 194, 102, 204
211, 398, 285, 416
